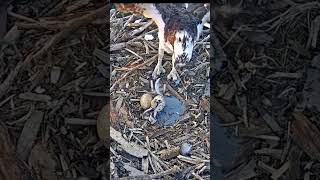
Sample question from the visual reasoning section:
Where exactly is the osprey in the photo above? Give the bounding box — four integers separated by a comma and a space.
114, 3, 210, 84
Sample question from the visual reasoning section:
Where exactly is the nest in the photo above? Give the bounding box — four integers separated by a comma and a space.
109, 5, 211, 179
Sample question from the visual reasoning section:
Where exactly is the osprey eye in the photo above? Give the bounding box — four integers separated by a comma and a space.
178, 37, 182, 42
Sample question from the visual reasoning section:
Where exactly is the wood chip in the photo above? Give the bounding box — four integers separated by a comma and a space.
225, 160, 257, 180
97, 64, 109, 78
123, 163, 145, 176
110, 127, 148, 158
82, 92, 108, 97
65, 118, 97, 126
271, 161, 290, 180
158, 146, 180, 160
254, 148, 283, 159
110, 42, 126, 52
93, 48, 108, 63
260, 110, 282, 133
212, 96, 237, 123
50, 66, 61, 84
267, 72, 302, 79
19, 92, 51, 102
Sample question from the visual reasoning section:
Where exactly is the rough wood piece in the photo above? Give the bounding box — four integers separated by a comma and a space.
271, 161, 290, 180
110, 127, 148, 158
16, 110, 44, 161
267, 72, 302, 79
142, 157, 149, 174
0, 94, 14, 108
123, 163, 145, 176
291, 112, 320, 161
311, 16, 320, 48
59, 154, 71, 177
177, 155, 209, 164
130, 20, 154, 37
225, 160, 257, 180
0, 2, 8, 38
158, 146, 180, 160
257, 161, 276, 174
50, 66, 61, 84
110, 42, 126, 52
82, 92, 108, 97
3, 25, 21, 42
93, 48, 108, 63
164, 82, 189, 104
254, 148, 283, 159
212, 96, 237, 123
261, 111, 282, 132
19, 92, 52, 102
97, 64, 109, 78
65, 118, 97, 126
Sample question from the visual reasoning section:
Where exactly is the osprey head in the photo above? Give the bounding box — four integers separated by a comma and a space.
173, 30, 194, 67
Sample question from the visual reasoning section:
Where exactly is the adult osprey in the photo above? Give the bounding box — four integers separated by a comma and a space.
114, 3, 210, 84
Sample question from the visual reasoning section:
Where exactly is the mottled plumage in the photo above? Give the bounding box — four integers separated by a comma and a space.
114, 3, 209, 84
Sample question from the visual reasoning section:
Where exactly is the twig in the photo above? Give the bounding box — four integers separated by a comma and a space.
165, 82, 190, 105
124, 48, 144, 60
130, 20, 154, 37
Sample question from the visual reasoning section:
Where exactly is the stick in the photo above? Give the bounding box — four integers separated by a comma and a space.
165, 82, 191, 105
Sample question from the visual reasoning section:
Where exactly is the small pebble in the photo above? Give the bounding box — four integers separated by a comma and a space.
180, 142, 192, 155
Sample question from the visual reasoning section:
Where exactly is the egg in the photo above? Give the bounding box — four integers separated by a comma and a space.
140, 93, 153, 109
